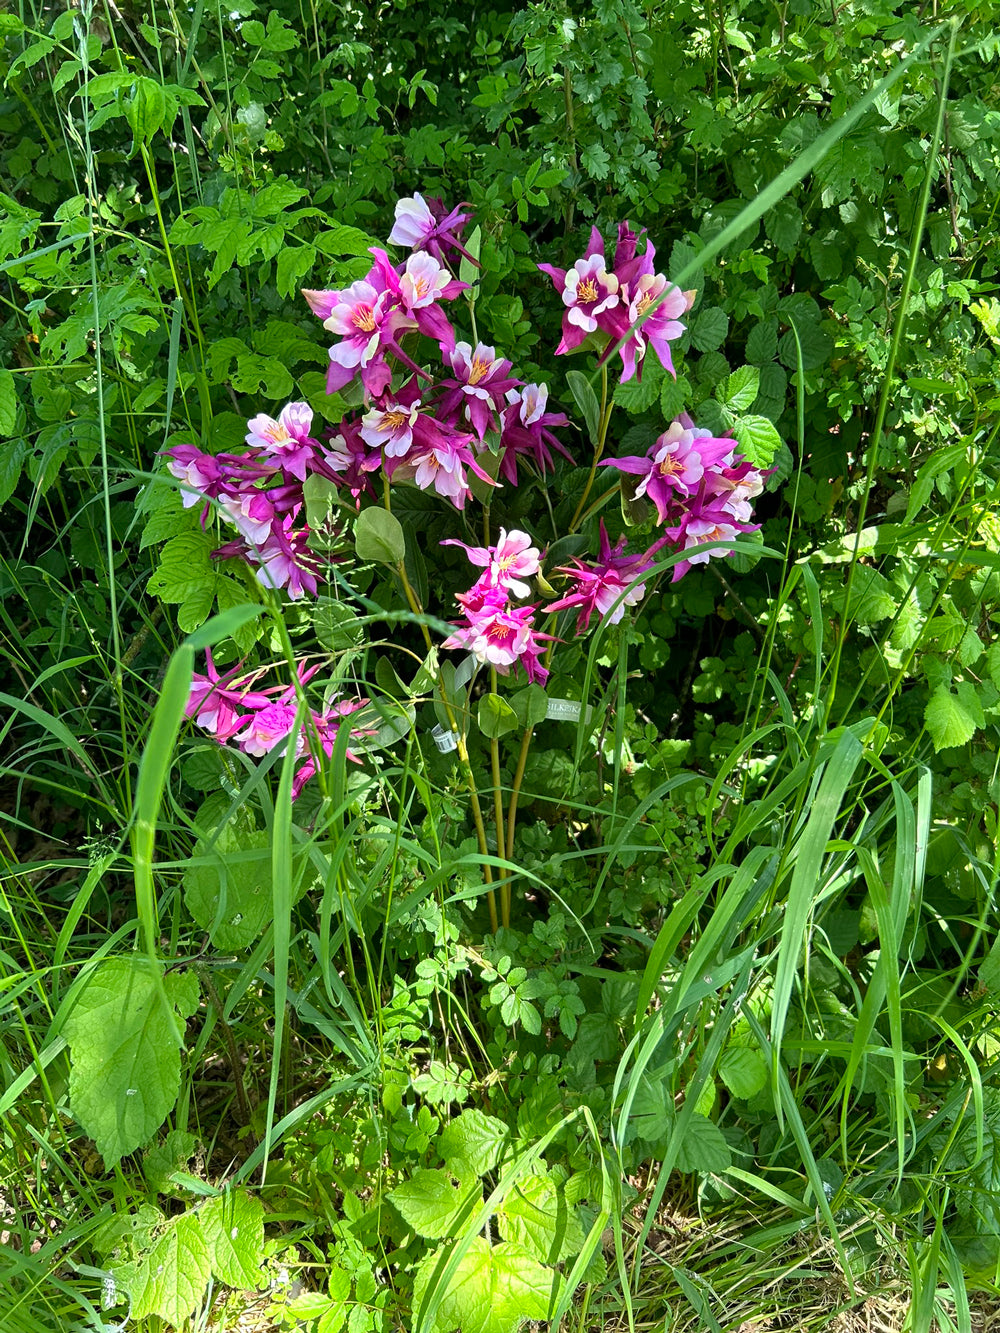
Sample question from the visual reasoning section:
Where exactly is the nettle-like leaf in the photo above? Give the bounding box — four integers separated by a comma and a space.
183, 829, 274, 951
731, 415, 781, 468
116, 1212, 212, 1325
925, 681, 986, 753
145, 530, 219, 632
438, 1109, 510, 1177
199, 1191, 267, 1288
495, 1171, 587, 1265
718, 1045, 769, 1100
388, 1169, 481, 1240
675, 1114, 732, 1174
413, 1237, 561, 1333
63, 959, 200, 1168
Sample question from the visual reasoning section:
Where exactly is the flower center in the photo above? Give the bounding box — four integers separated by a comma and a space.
411, 275, 430, 300
659, 452, 683, 476
487, 620, 512, 641
577, 278, 599, 303
635, 293, 654, 317
468, 356, 491, 385
383, 408, 409, 431
354, 306, 377, 332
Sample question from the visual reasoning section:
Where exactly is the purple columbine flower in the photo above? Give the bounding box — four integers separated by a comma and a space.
618, 275, 697, 383
547, 522, 667, 633
601, 418, 737, 525
438, 341, 519, 442
498, 383, 573, 485
244, 402, 320, 482
388, 193, 479, 269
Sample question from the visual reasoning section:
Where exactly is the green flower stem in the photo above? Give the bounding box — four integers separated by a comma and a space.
504, 724, 534, 865
568, 361, 612, 533
394, 554, 498, 934
488, 666, 509, 927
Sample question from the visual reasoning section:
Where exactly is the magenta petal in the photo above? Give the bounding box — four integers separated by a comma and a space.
584, 226, 605, 260
598, 455, 653, 475
537, 262, 566, 289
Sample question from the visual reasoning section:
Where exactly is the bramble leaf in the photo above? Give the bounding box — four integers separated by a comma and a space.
438, 1109, 510, 1177
675, 1114, 732, 1174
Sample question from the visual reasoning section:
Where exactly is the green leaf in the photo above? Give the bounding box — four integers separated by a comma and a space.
0, 438, 26, 506
731, 415, 781, 467
980, 936, 1000, 994
116, 1211, 212, 1325
565, 370, 600, 445
764, 198, 803, 253
924, 682, 984, 753
509, 685, 549, 729
614, 356, 664, 413
478, 693, 519, 739
125, 77, 166, 151
718, 366, 760, 413
413, 1237, 560, 1333
146, 532, 217, 605
276, 245, 316, 299
438, 1109, 510, 1177
314, 598, 365, 652
143, 1129, 199, 1195
496, 1173, 587, 1265
674, 1114, 732, 1174
459, 225, 481, 289
0, 368, 17, 434
63, 959, 198, 1168
199, 1191, 266, 1289
690, 307, 729, 352
745, 320, 778, 365
388, 1169, 479, 1240
183, 829, 273, 951
850, 567, 896, 623
355, 506, 406, 564
718, 1046, 768, 1099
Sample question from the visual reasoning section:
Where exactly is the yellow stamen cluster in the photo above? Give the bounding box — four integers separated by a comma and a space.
577, 278, 599, 303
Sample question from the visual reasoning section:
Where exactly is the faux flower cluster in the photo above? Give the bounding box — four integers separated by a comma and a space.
600, 413, 766, 582
185, 649, 371, 801
163, 192, 770, 796
166, 402, 334, 600
441, 529, 552, 685
538, 221, 696, 383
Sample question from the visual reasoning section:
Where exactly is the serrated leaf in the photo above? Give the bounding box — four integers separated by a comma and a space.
731, 414, 781, 467
718, 1046, 768, 1099
0, 438, 26, 506
183, 830, 273, 950
690, 307, 729, 352
116, 1211, 212, 1324
0, 368, 17, 435
850, 567, 896, 623
478, 693, 519, 739
746, 320, 778, 365
276, 244, 316, 299
674, 1114, 732, 1174
63, 958, 197, 1169
924, 683, 982, 752
413, 1237, 560, 1333
565, 370, 600, 444
614, 356, 665, 413
718, 365, 760, 413
355, 506, 405, 563
146, 531, 217, 605
143, 1130, 199, 1195
200, 1191, 266, 1288
764, 199, 803, 253
438, 1109, 510, 1177
314, 598, 365, 652
496, 1173, 587, 1265
388, 1169, 479, 1240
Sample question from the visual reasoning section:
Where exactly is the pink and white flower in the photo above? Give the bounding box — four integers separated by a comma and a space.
442, 527, 541, 600
360, 398, 421, 458
443, 601, 550, 685
245, 402, 317, 481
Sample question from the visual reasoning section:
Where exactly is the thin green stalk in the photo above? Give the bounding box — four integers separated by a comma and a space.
488, 666, 508, 926
823, 22, 958, 727
569, 361, 611, 532
394, 554, 498, 933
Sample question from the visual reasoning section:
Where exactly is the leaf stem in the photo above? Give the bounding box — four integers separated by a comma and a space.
569, 361, 612, 532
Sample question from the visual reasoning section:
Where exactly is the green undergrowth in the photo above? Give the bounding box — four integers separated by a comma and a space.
2, 1, 1000, 1331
